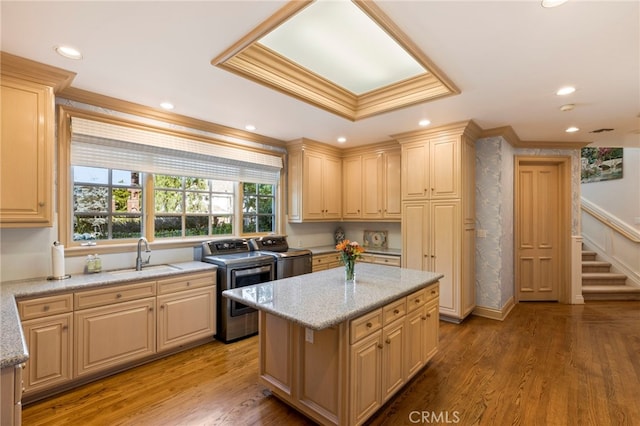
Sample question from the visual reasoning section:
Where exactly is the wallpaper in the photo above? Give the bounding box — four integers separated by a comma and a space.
475, 138, 581, 311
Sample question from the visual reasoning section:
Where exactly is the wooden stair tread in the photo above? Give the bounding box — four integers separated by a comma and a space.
582, 261, 611, 266
582, 285, 640, 293
582, 272, 627, 279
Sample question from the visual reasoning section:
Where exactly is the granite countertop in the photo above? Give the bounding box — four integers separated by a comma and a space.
222, 263, 441, 331
308, 245, 401, 256
0, 261, 217, 369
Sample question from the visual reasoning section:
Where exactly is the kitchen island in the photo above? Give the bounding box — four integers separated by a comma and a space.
222, 263, 441, 426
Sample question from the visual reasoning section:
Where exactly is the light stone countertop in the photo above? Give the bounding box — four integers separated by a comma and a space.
308, 245, 401, 256
222, 263, 441, 331
0, 261, 217, 369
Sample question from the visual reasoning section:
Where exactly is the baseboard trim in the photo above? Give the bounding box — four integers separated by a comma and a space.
472, 297, 515, 321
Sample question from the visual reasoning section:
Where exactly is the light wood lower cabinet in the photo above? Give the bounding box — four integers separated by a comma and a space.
259, 282, 439, 426
157, 286, 216, 352
312, 252, 341, 272
359, 253, 401, 267
75, 297, 156, 377
1, 364, 23, 426
15, 270, 216, 404
17, 293, 73, 395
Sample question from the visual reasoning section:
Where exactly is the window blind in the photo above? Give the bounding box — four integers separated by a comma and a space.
71, 117, 283, 184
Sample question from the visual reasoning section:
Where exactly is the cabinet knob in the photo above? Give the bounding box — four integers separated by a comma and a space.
393, 309, 400, 314
43, 305, 50, 312
186, 281, 191, 286
62, 325, 68, 331
431, 255, 435, 258
366, 322, 373, 328
116, 293, 122, 299
385, 338, 391, 344
377, 343, 383, 349
421, 316, 427, 320
415, 299, 421, 304
149, 307, 154, 312
427, 313, 431, 318
38, 201, 45, 207
160, 304, 165, 309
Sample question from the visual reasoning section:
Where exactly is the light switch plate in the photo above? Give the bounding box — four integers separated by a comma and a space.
305, 328, 314, 343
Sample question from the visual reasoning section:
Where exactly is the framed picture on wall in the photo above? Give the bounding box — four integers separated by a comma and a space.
580, 147, 623, 183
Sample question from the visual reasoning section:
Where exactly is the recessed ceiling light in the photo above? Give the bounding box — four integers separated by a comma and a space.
337, 137, 347, 143
419, 119, 431, 127
556, 86, 576, 96
559, 104, 575, 112
159, 102, 174, 110
542, 0, 568, 8
54, 45, 83, 60
245, 124, 256, 131
566, 126, 580, 133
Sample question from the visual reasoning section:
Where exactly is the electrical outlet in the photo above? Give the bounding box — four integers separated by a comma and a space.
477, 229, 488, 238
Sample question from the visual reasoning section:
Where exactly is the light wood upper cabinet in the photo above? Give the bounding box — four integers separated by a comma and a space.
342, 142, 401, 221
288, 139, 342, 222
343, 155, 363, 219
0, 52, 75, 228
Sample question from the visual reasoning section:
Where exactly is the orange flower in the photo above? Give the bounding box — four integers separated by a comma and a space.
336, 239, 365, 262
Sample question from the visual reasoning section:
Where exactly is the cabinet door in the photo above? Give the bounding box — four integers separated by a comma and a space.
75, 298, 155, 376
1, 365, 22, 426
362, 153, 383, 219
404, 308, 425, 379
21, 313, 72, 394
431, 200, 460, 317
343, 156, 362, 219
401, 142, 429, 200
383, 150, 401, 218
0, 78, 54, 227
350, 332, 382, 425
402, 202, 430, 271
381, 318, 405, 401
430, 136, 459, 199
422, 300, 439, 363
157, 286, 215, 352
303, 152, 325, 220
322, 155, 342, 219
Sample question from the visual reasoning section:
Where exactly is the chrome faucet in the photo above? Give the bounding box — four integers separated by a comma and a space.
136, 237, 151, 271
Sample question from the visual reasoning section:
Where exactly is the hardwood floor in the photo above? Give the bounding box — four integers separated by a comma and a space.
22, 301, 640, 426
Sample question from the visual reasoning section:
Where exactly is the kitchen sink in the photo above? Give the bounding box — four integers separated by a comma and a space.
109, 264, 182, 276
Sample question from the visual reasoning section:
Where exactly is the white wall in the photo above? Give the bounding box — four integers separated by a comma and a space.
580, 148, 640, 230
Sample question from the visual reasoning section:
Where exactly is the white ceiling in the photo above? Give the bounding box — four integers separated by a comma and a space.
2, 0, 639, 148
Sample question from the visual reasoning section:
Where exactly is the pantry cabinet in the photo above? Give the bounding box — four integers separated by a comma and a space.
287, 139, 342, 222
0, 52, 74, 228
395, 121, 480, 322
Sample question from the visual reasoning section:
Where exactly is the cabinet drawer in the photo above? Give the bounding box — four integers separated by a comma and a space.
75, 281, 156, 310
406, 288, 427, 313
350, 309, 382, 344
18, 293, 73, 320
157, 272, 215, 295
424, 283, 439, 303
361, 254, 401, 267
383, 299, 406, 325
313, 254, 340, 266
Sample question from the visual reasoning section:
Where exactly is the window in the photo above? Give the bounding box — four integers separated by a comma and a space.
242, 183, 276, 234
60, 110, 284, 251
72, 166, 143, 241
154, 175, 234, 238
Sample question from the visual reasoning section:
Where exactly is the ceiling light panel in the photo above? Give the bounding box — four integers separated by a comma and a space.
258, 1, 426, 95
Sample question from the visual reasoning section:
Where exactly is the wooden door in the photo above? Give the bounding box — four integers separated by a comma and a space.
381, 319, 405, 401
383, 151, 401, 218
430, 136, 459, 199
350, 332, 382, 425
516, 160, 563, 301
431, 200, 460, 316
402, 202, 429, 271
322, 155, 342, 219
303, 152, 325, 220
401, 142, 429, 200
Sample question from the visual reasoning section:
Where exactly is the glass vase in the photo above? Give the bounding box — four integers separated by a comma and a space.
345, 259, 356, 283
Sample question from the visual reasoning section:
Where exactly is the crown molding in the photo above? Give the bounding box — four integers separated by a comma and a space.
1, 51, 76, 92
481, 125, 590, 149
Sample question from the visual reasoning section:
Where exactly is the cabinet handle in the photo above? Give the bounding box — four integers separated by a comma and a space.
421, 315, 427, 320
427, 313, 431, 318
116, 293, 122, 299
431, 255, 435, 258
38, 201, 45, 207
415, 299, 421, 304
62, 325, 68, 331
160, 304, 165, 309
377, 343, 383, 349
393, 309, 399, 314
186, 281, 191, 286
423, 254, 428, 258
43, 305, 50, 312
431, 290, 437, 295
385, 338, 391, 344
149, 307, 154, 312
366, 322, 373, 328
431, 188, 434, 192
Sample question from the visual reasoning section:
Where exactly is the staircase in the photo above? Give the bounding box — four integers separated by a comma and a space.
582, 249, 640, 300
